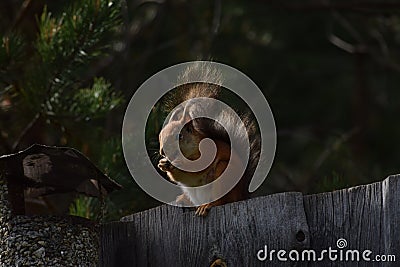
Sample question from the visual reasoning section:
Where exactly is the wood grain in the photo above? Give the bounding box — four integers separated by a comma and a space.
100, 175, 400, 266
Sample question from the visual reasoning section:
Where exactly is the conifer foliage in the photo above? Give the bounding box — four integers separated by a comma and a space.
0, 0, 123, 153
0, 0, 127, 220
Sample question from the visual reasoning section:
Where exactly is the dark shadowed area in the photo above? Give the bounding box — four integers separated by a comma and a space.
0, 0, 399, 220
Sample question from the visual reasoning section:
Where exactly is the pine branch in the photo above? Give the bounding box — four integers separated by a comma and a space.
33, 0, 122, 114
60, 77, 123, 120
0, 34, 27, 84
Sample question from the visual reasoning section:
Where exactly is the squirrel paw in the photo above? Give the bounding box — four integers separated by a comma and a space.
195, 203, 212, 217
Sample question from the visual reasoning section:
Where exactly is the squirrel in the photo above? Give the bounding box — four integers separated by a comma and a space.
157, 63, 261, 216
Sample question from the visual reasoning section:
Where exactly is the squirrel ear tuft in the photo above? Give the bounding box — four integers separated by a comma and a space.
181, 110, 192, 124
181, 101, 194, 124
168, 106, 183, 123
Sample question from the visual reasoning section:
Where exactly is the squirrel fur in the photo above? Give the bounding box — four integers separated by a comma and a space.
157, 63, 261, 216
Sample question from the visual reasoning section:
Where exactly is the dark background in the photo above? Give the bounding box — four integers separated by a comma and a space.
1, 0, 399, 220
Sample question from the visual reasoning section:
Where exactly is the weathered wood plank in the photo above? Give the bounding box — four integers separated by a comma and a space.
100, 175, 400, 266
382, 175, 400, 263
100, 222, 136, 266
101, 192, 309, 266
304, 174, 399, 266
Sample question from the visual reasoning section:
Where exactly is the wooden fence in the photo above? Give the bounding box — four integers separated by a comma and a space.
100, 174, 400, 266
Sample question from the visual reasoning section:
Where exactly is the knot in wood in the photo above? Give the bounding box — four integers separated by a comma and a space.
296, 230, 306, 242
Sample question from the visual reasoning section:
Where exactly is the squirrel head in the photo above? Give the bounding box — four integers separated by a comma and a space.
158, 105, 204, 183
